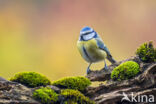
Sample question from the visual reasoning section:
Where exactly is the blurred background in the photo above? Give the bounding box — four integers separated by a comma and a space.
0, 0, 156, 81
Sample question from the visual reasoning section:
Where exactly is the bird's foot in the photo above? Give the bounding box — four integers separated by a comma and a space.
104, 65, 108, 70
86, 68, 91, 74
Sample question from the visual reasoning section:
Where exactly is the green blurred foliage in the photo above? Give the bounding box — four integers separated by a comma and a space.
136, 41, 156, 62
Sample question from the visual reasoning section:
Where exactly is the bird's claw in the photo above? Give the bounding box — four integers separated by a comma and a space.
104, 65, 108, 70
86, 68, 91, 74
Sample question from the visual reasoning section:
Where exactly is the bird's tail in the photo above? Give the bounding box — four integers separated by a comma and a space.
107, 55, 116, 64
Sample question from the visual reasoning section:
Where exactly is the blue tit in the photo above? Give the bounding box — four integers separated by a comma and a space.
77, 26, 116, 74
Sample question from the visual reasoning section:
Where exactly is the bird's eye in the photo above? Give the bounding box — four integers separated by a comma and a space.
83, 32, 93, 36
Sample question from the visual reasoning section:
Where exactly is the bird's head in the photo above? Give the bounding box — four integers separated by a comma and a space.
79, 26, 98, 41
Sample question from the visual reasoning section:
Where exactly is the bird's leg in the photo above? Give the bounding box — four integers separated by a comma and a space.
87, 63, 92, 74
104, 59, 108, 70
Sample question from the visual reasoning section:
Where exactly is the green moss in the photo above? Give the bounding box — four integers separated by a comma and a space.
61, 89, 95, 104
52, 76, 91, 91
33, 87, 58, 104
64, 100, 78, 104
136, 41, 156, 62
111, 61, 140, 81
10, 72, 51, 88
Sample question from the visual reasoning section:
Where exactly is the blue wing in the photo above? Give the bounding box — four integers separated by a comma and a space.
95, 38, 116, 64
95, 38, 111, 55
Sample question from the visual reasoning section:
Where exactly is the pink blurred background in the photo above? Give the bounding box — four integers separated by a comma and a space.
0, 1, 156, 80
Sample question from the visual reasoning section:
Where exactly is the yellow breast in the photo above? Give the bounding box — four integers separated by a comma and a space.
77, 39, 107, 63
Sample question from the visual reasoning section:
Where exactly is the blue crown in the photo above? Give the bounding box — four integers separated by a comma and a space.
80, 26, 94, 35
81, 26, 92, 32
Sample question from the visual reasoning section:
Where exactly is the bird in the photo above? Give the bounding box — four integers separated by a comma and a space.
77, 26, 116, 74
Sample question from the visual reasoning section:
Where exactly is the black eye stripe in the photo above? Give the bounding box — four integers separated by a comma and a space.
82, 31, 94, 36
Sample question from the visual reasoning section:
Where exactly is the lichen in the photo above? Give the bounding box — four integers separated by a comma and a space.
52, 76, 91, 91
111, 61, 140, 81
10, 72, 51, 88
61, 89, 95, 104
33, 87, 58, 104
136, 41, 156, 62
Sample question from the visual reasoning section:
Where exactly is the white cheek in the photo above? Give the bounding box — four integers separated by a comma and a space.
83, 32, 95, 40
